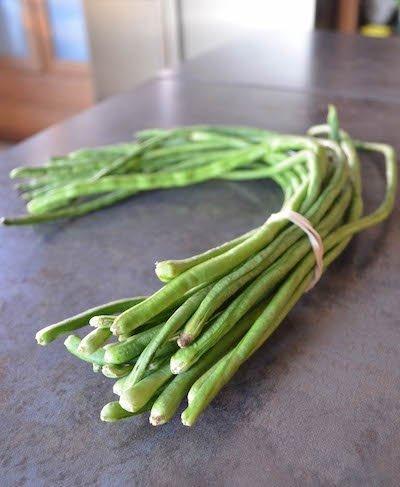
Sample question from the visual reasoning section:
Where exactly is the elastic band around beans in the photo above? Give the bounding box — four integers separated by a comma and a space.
269, 209, 324, 290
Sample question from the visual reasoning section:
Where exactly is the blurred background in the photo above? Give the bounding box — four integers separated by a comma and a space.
0, 0, 399, 145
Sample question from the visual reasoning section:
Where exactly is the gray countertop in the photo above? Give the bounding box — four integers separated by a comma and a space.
175, 30, 400, 103
1, 78, 399, 486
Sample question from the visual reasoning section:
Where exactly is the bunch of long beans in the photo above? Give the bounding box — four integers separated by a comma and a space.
3, 125, 270, 225
33, 107, 397, 426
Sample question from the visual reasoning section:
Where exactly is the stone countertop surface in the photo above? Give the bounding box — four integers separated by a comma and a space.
174, 30, 400, 103
0, 79, 399, 486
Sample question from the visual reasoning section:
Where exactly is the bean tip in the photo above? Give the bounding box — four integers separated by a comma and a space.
149, 414, 165, 426
112, 382, 123, 396
177, 333, 193, 348
35, 331, 47, 346
100, 404, 114, 422
110, 321, 120, 335
88, 317, 98, 327
180, 412, 192, 427
118, 395, 136, 413
169, 358, 185, 375
154, 261, 173, 282
9, 168, 20, 179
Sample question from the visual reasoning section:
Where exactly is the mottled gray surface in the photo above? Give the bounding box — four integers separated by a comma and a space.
1, 79, 399, 487
175, 30, 400, 103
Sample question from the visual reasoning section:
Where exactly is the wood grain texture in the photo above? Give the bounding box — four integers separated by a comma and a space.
0, 98, 84, 142
0, 70, 93, 141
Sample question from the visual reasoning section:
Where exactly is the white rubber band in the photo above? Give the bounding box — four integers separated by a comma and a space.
269, 209, 324, 291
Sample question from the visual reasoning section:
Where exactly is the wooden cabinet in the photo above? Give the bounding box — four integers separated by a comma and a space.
0, 0, 93, 141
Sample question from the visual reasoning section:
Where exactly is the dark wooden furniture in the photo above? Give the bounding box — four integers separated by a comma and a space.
338, 0, 360, 34
1, 32, 399, 486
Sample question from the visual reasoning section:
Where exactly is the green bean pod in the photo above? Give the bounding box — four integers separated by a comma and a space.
103, 323, 164, 364
78, 327, 112, 355
35, 296, 146, 345
102, 364, 134, 379
119, 363, 173, 412
100, 401, 145, 422
64, 335, 106, 366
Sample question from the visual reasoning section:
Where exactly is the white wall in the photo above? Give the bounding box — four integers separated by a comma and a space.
84, 0, 316, 99
180, 0, 316, 59
84, 0, 165, 100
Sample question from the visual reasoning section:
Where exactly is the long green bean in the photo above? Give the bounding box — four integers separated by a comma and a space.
78, 327, 112, 355
35, 296, 146, 345
100, 401, 140, 422
119, 363, 173, 412
103, 323, 164, 364
64, 335, 106, 366
2, 188, 139, 226
27, 147, 265, 214
102, 363, 134, 379
155, 228, 257, 282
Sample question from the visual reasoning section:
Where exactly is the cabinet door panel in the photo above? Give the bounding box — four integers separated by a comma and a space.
0, 0, 28, 57
46, 0, 90, 62
0, 0, 42, 70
